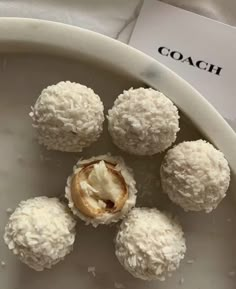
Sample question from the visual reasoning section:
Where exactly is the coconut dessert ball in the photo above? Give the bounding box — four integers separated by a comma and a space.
107, 87, 179, 155
65, 154, 137, 227
4, 196, 76, 271
115, 208, 186, 281
161, 140, 231, 212
30, 81, 104, 152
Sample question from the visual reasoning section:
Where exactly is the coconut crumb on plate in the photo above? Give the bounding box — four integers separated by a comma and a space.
87, 266, 96, 277
6, 208, 13, 214
114, 282, 125, 288
179, 277, 184, 285
186, 259, 195, 264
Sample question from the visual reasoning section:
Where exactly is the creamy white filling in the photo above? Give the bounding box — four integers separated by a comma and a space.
80, 161, 122, 209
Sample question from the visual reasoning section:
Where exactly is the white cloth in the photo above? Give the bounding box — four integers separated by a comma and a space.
0, 0, 235, 43
0, 0, 141, 40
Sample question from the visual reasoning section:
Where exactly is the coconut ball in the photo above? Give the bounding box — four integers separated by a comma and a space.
65, 154, 137, 227
161, 140, 230, 212
30, 81, 104, 152
4, 196, 76, 271
107, 87, 179, 155
115, 208, 186, 281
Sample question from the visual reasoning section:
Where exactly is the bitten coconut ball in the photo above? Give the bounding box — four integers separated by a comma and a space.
107, 87, 179, 155
161, 140, 231, 212
4, 197, 76, 271
30, 81, 104, 152
65, 154, 137, 227
115, 208, 186, 281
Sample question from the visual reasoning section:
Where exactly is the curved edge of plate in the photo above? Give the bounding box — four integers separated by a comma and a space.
0, 17, 235, 187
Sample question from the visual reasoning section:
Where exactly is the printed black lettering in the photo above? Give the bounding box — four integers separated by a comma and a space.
157, 45, 222, 76
158, 46, 170, 56
208, 64, 222, 76
182, 57, 194, 66
196, 60, 208, 70
170, 51, 183, 61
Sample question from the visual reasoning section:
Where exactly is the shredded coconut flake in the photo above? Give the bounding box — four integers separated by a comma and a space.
6, 208, 13, 214
88, 266, 96, 277
186, 259, 195, 264
114, 282, 125, 288
179, 277, 184, 285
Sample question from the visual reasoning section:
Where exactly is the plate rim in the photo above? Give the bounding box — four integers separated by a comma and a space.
0, 17, 235, 185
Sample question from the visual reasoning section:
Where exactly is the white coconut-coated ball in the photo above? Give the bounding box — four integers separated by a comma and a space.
107, 88, 179, 155
30, 81, 104, 152
115, 208, 186, 281
4, 197, 76, 271
160, 140, 230, 212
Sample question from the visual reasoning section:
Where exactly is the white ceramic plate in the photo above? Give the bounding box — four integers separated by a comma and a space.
0, 18, 235, 289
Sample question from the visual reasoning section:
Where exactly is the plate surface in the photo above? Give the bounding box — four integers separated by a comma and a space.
0, 19, 236, 289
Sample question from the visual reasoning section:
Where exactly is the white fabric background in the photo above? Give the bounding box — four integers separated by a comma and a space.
0, 0, 235, 43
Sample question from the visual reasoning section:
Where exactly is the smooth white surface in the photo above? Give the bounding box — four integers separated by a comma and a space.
0, 18, 235, 289
130, 0, 236, 127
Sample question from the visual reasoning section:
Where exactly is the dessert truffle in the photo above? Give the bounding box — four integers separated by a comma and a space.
65, 154, 137, 226
107, 87, 179, 155
115, 208, 186, 281
30, 81, 104, 152
160, 140, 230, 212
4, 196, 76, 271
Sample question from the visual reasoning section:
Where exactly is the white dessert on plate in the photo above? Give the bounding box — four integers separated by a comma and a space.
4, 196, 76, 271
65, 154, 137, 227
107, 87, 180, 155
30, 81, 104, 152
115, 207, 186, 281
160, 140, 230, 212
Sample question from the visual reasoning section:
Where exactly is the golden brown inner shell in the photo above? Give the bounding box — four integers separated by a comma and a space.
71, 160, 128, 218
